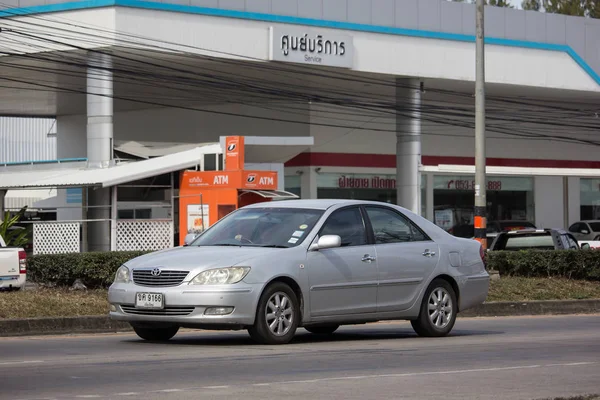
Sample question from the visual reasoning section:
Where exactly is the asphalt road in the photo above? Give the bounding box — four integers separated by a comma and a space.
1, 315, 599, 400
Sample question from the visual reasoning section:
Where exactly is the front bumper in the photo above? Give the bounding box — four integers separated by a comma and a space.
108, 281, 264, 327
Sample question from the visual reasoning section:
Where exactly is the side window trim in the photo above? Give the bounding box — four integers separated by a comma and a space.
363, 205, 433, 244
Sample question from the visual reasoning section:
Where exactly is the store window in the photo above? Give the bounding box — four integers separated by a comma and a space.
315, 173, 427, 214
433, 175, 534, 236
284, 175, 301, 197
580, 178, 600, 220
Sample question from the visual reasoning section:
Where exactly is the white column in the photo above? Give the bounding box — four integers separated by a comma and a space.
86, 52, 113, 251
300, 167, 318, 199
396, 78, 422, 214
567, 176, 581, 226
110, 186, 118, 251
87, 52, 113, 169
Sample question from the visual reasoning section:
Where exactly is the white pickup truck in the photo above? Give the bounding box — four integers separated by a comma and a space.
0, 235, 26, 290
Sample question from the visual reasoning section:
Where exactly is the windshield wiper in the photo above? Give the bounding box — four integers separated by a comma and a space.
211, 243, 244, 246
258, 245, 289, 248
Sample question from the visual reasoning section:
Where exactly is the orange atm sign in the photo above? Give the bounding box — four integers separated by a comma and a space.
181, 170, 278, 191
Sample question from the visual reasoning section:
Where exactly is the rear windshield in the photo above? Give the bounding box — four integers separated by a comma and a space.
498, 221, 537, 231
588, 222, 600, 232
495, 233, 555, 250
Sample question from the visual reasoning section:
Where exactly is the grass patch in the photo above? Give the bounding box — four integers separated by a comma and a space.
0, 277, 599, 319
487, 277, 600, 302
0, 288, 109, 319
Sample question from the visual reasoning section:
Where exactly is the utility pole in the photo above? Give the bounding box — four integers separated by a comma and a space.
474, 0, 487, 250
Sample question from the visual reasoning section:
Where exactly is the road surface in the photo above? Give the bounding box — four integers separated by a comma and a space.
1, 315, 599, 400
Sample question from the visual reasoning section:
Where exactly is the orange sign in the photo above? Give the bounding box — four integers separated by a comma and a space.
242, 171, 277, 189
225, 136, 244, 171
180, 171, 242, 190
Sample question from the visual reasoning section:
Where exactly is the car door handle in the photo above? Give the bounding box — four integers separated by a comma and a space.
422, 250, 436, 257
361, 254, 376, 263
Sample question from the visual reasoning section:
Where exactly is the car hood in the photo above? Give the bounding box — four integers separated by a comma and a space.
125, 245, 283, 271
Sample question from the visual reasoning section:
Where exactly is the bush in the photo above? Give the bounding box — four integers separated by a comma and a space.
26, 248, 600, 289
487, 250, 600, 281
27, 251, 151, 289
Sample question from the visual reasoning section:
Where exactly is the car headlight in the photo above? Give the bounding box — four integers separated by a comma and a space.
189, 267, 250, 285
114, 265, 130, 283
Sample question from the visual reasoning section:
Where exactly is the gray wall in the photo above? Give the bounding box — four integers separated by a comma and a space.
2, 0, 599, 78
0, 117, 57, 163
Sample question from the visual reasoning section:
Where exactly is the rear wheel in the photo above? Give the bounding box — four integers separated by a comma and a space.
248, 282, 299, 345
411, 279, 457, 338
132, 325, 179, 341
305, 325, 339, 335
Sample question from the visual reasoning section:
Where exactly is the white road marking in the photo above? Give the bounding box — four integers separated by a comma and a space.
116, 393, 140, 396
202, 386, 230, 389
0, 360, 44, 366
156, 389, 184, 393
251, 361, 598, 386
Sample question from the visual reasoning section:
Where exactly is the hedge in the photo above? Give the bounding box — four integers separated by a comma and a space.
27, 251, 151, 289
25, 249, 600, 289
486, 250, 600, 281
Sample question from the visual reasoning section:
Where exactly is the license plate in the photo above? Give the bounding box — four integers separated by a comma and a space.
135, 292, 164, 309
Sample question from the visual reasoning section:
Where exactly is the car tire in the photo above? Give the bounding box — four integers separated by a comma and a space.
410, 279, 458, 338
132, 325, 179, 341
305, 325, 339, 335
248, 282, 300, 345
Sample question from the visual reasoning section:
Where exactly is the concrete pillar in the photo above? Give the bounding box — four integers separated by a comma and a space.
300, 167, 318, 199
86, 52, 114, 252
396, 78, 422, 214
0, 190, 5, 219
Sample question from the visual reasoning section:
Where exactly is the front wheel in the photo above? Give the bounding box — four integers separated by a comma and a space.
132, 325, 179, 341
411, 279, 457, 338
248, 282, 300, 345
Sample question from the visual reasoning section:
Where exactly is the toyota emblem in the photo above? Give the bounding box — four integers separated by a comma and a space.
151, 268, 161, 276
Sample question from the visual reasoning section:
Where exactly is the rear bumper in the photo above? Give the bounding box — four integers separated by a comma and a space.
0, 274, 26, 289
458, 272, 490, 312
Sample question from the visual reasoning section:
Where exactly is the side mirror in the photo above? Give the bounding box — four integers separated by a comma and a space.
581, 229, 589, 234
183, 233, 198, 246
309, 235, 342, 251
581, 243, 591, 250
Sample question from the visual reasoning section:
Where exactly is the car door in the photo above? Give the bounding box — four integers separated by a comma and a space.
363, 205, 440, 313
305, 206, 378, 317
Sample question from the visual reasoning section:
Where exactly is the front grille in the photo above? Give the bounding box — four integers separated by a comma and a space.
132, 269, 189, 287
121, 305, 195, 316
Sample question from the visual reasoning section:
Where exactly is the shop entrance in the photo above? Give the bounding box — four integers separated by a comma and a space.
433, 175, 534, 237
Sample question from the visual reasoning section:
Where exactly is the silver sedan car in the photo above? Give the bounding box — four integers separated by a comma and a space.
108, 199, 489, 344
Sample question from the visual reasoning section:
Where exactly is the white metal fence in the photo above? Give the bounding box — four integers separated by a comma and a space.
116, 220, 174, 251
31, 219, 174, 255
32, 222, 80, 255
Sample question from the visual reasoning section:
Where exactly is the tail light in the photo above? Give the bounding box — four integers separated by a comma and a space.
18, 250, 26, 274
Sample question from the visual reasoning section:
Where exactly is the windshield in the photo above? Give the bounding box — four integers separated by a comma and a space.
190, 207, 324, 248
497, 233, 555, 250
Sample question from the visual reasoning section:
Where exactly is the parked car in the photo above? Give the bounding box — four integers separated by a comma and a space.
486, 220, 537, 242
108, 199, 490, 344
488, 228, 580, 251
0, 235, 27, 291
568, 220, 600, 241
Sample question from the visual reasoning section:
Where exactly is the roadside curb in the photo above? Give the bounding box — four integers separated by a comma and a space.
0, 299, 598, 337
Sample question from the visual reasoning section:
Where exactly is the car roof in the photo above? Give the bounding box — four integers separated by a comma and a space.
502, 228, 567, 235
580, 220, 600, 223
241, 199, 401, 211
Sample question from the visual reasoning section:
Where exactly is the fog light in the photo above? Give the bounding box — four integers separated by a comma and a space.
204, 306, 234, 316
109, 304, 117, 312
